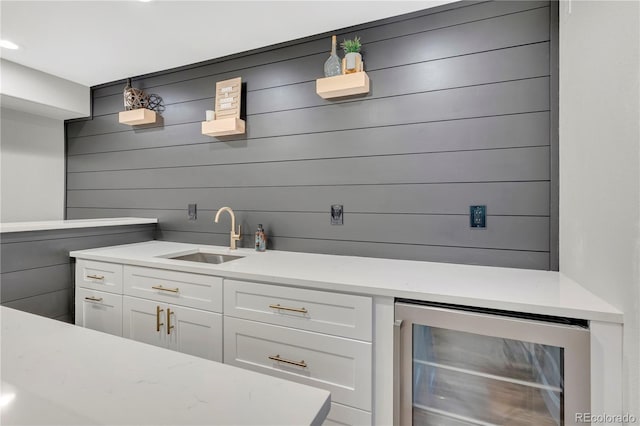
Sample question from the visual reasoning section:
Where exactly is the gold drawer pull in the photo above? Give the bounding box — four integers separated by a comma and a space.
84, 296, 103, 302
152, 285, 180, 293
156, 306, 164, 332
269, 304, 307, 314
86, 274, 104, 280
268, 354, 307, 368
167, 308, 174, 335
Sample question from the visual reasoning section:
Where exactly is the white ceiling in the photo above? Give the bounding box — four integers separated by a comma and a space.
1, 1, 455, 87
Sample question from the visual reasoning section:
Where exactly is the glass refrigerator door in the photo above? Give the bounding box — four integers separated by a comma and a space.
395, 302, 590, 426
412, 325, 563, 425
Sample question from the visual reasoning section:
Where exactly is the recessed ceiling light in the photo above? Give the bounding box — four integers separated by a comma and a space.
0, 40, 19, 50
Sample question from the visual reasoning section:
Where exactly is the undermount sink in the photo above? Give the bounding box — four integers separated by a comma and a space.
167, 252, 244, 264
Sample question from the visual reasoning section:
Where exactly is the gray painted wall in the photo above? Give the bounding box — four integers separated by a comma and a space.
0, 225, 155, 321
66, 1, 557, 270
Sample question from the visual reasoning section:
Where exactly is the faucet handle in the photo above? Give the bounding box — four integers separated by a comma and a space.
236, 225, 242, 238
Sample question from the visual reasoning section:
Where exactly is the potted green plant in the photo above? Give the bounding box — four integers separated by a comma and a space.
341, 36, 362, 74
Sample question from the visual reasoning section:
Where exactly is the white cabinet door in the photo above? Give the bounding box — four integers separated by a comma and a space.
75, 288, 122, 337
166, 304, 222, 362
123, 296, 223, 362
123, 296, 168, 350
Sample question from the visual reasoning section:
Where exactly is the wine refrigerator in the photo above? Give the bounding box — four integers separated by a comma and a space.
394, 301, 590, 425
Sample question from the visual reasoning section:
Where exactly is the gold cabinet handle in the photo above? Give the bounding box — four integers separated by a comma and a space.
152, 285, 180, 293
268, 354, 307, 368
167, 308, 174, 335
156, 306, 164, 332
269, 304, 308, 314
86, 274, 104, 280
84, 296, 103, 302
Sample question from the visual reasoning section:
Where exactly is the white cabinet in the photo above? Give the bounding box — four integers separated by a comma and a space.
74, 259, 374, 425
75, 288, 122, 336
223, 279, 374, 424
121, 266, 224, 361
123, 296, 223, 362
75, 260, 124, 336
122, 265, 222, 362
75, 261, 224, 362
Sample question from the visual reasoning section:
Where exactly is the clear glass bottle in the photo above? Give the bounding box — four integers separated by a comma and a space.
255, 224, 266, 252
323, 35, 342, 77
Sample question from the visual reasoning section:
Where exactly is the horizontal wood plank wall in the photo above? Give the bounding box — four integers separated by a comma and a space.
66, 1, 556, 270
0, 225, 156, 321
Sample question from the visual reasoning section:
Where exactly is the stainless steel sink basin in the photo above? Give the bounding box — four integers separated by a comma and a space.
167, 252, 244, 264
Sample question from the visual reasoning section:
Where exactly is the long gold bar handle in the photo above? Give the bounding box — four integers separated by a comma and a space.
152, 285, 180, 293
84, 296, 103, 302
268, 354, 307, 368
86, 274, 104, 280
269, 304, 308, 314
167, 308, 174, 335
156, 306, 164, 332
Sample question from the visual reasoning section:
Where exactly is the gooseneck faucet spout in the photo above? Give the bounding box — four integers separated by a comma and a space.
214, 207, 242, 250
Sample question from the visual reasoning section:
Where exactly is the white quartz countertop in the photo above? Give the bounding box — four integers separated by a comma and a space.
70, 241, 623, 323
0, 307, 330, 426
0, 217, 157, 233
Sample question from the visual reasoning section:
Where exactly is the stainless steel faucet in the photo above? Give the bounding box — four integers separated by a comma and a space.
214, 207, 242, 250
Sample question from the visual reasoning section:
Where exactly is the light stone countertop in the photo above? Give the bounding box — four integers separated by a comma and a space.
70, 240, 623, 323
0, 217, 158, 233
0, 306, 330, 425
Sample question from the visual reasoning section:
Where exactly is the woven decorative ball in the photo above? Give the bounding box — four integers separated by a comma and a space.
147, 94, 164, 113
123, 85, 149, 110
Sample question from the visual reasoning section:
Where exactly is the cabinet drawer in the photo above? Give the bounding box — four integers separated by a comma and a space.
224, 317, 372, 411
224, 280, 372, 341
124, 266, 223, 312
324, 403, 371, 426
76, 260, 123, 294
75, 287, 122, 337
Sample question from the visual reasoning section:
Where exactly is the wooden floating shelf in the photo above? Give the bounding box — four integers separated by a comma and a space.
316, 72, 370, 99
201, 117, 246, 137
118, 108, 157, 125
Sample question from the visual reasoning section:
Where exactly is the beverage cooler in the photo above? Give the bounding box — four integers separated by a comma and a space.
394, 301, 590, 426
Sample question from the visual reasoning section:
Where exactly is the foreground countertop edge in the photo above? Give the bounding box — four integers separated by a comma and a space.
1, 306, 331, 425
70, 241, 624, 324
0, 217, 158, 233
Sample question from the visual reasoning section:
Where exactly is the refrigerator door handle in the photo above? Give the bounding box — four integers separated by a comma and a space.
393, 319, 403, 426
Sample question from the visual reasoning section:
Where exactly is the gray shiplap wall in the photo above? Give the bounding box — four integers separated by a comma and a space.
66, 1, 558, 270
0, 225, 155, 321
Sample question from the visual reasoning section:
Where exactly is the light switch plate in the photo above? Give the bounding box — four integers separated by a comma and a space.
331, 204, 343, 225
